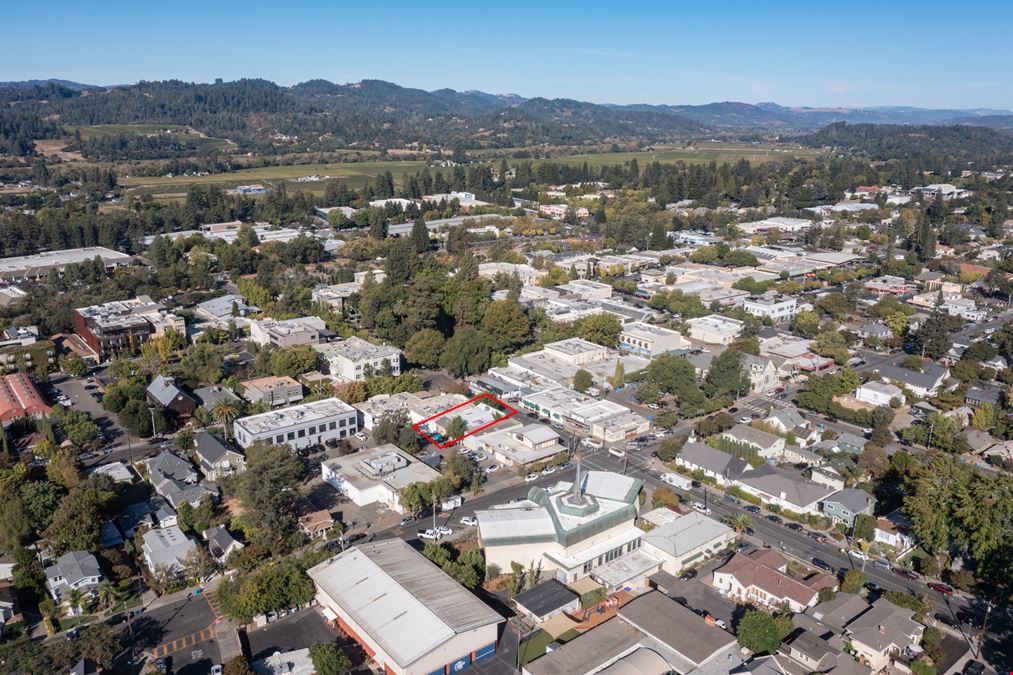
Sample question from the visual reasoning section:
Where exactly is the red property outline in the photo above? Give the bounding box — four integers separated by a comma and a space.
412, 393, 518, 448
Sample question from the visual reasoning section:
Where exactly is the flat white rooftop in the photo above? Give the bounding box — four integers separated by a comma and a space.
235, 397, 354, 435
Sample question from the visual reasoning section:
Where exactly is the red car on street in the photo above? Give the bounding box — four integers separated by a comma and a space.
891, 567, 920, 581
928, 582, 954, 597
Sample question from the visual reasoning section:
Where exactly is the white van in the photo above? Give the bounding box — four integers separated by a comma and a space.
581, 438, 604, 450
608, 447, 627, 460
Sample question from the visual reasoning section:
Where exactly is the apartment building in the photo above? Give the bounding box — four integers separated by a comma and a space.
73, 295, 184, 360
316, 337, 403, 382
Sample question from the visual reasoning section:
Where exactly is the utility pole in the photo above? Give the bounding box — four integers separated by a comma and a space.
976, 600, 992, 658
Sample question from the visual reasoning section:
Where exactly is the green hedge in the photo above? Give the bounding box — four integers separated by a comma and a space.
726, 486, 761, 505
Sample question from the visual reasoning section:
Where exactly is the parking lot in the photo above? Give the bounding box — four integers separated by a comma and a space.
245, 607, 339, 661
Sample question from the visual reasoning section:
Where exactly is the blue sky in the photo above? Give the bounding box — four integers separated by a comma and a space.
3, 0, 1010, 109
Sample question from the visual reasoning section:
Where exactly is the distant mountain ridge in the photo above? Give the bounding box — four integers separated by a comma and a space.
1, 77, 1011, 154
0, 78, 96, 91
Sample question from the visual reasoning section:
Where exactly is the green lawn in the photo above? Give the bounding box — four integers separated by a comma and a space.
518, 628, 581, 666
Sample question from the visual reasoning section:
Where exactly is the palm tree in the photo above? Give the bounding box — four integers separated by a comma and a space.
66, 588, 83, 616
97, 581, 122, 611
724, 513, 753, 533
212, 400, 240, 440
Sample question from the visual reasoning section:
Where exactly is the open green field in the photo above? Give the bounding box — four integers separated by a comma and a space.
551, 142, 822, 167
63, 123, 234, 153
119, 142, 820, 193
64, 123, 192, 139
121, 159, 432, 191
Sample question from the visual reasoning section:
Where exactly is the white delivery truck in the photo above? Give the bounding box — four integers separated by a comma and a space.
660, 473, 693, 490
441, 495, 464, 511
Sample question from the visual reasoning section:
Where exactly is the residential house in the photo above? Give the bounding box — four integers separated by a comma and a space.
299, 510, 335, 539
765, 409, 820, 447
844, 599, 924, 671
835, 433, 868, 455
193, 430, 245, 481
44, 551, 103, 612
141, 526, 197, 577
735, 465, 836, 516
203, 525, 243, 565
874, 511, 917, 553
146, 375, 198, 418
675, 442, 751, 486
965, 384, 1002, 408
712, 549, 836, 613
857, 321, 892, 343
810, 466, 847, 491
820, 489, 875, 528
722, 424, 785, 459
193, 385, 242, 413
854, 381, 904, 407
875, 362, 949, 398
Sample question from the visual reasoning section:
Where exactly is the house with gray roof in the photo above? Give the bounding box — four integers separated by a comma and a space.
146, 374, 197, 417
875, 361, 949, 398
834, 433, 868, 455
203, 525, 243, 565
145, 452, 197, 484
145, 451, 215, 509
641, 511, 736, 574
194, 293, 257, 325
513, 579, 579, 623
45, 551, 103, 609
722, 423, 786, 459
674, 441, 751, 485
857, 321, 892, 342
735, 465, 835, 515
193, 385, 242, 412
141, 525, 197, 576
820, 489, 875, 527
765, 409, 820, 447
193, 430, 245, 481
844, 599, 924, 671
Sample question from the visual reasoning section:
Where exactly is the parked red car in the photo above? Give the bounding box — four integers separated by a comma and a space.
928, 582, 955, 597
891, 567, 920, 581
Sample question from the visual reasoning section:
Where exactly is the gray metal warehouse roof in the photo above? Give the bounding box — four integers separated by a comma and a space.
308, 538, 502, 668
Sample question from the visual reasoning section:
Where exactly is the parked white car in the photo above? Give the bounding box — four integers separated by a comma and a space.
524, 473, 539, 482
459, 516, 477, 527
849, 549, 869, 561
692, 502, 712, 515
418, 529, 441, 541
